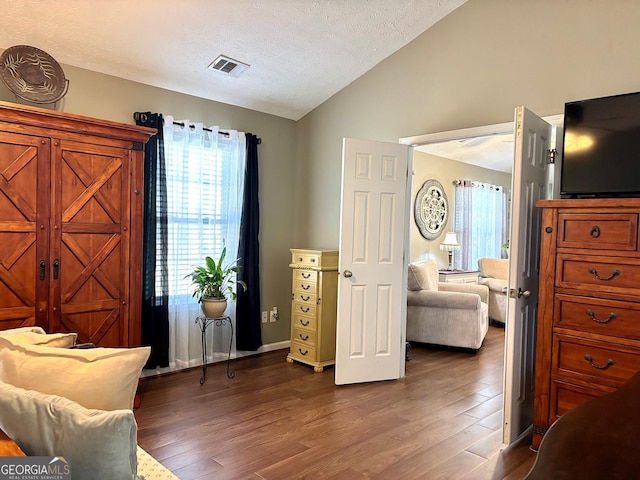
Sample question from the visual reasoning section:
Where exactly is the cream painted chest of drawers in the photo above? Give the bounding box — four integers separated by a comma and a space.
286, 249, 338, 372
533, 198, 640, 449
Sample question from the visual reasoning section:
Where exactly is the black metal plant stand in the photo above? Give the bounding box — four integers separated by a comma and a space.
195, 315, 235, 384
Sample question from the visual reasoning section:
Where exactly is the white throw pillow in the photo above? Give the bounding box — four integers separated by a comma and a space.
0, 330, 77, 348
0, 326, 47, 335
0, 337, 150, 411
0, 380, 137, 480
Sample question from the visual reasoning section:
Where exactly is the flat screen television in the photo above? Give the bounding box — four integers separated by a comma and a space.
560, 91, 640, 198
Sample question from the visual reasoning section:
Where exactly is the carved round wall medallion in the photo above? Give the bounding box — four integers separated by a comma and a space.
0, 45, 69, 104
414, 179, 448, 240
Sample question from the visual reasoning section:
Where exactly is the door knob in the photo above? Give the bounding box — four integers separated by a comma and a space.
343, 270, 353, 278
509, 288, 531, 299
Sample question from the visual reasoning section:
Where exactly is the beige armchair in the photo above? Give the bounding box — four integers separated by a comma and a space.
406, 260, 489, 352
477, 258, 508, 325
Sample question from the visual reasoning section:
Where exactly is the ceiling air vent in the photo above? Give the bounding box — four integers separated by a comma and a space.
208, 55, 250, 78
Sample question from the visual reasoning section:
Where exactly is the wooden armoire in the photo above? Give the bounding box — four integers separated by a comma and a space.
0, 101, 155, 347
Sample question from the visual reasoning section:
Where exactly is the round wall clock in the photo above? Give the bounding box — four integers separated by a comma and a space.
414, 179, 448, 240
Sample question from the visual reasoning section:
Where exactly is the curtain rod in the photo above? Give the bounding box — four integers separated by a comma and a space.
171, 121, 262, 145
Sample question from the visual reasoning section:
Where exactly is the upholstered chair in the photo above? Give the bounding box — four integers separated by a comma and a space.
406, 260, 489, 352
477, 258, 509, 325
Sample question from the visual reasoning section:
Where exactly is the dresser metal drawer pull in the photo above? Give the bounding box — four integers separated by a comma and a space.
588, 267, 620, 281
302, 284, 311, 290
299, 348, 309, 356
585, 309, 617, 324
302, 272, 311, 279
584, 354, 615, 370
590, 225, 601, 238
300, 306, 310, 313
300, 319, 310, 326
300, 295, 310, 301
299, 333, 309, 341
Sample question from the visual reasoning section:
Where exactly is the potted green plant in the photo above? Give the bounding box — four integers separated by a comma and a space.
185, 245, 247, 318
502, 241, 510, 258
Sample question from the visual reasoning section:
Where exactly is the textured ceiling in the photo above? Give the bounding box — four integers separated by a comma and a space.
0, 0, 466, 120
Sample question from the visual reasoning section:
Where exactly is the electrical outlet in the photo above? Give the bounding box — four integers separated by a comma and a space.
261, 311, 268, 323
269, 310, 277, 322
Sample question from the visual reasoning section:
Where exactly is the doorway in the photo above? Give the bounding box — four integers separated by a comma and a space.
399, 113, 563, 444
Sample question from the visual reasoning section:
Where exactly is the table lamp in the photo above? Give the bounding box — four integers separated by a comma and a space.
440, 232, 460, 271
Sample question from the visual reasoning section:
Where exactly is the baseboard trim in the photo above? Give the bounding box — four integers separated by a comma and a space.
141, 340, 291, 378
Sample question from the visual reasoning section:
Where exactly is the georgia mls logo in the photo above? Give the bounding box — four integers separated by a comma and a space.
0, 456, 71, 480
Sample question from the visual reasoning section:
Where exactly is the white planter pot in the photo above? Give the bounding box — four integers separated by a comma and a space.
200, 297, 228, 318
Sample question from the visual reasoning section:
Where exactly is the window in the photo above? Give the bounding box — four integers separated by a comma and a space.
453, 181, 507, 271
160, 120, 246, 300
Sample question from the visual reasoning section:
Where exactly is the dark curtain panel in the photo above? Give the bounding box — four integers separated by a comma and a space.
236, 133, 262, 351
133, 112, 170, 368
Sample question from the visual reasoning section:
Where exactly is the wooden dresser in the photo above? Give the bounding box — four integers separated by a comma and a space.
533, 198, 640, 449
286, 249, 338, 372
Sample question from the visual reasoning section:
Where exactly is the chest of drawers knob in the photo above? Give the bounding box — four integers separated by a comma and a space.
588, 267, 620, 281
590, 225, 601, 238
584, 354, 615, 370
585, 309, 617, 324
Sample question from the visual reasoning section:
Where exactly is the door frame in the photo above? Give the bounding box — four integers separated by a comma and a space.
398, 113, 562, 445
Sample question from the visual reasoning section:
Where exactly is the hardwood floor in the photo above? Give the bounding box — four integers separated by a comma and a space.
135, 326, 536, 479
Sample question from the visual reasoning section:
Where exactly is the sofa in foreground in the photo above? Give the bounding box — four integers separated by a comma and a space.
0, 327, 178, 480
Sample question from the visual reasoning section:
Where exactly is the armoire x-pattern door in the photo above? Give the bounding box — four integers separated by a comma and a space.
0, 102, 153, 347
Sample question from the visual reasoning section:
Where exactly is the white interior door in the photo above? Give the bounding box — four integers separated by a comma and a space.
503, 106, 554, 444
335, 138, 412, 385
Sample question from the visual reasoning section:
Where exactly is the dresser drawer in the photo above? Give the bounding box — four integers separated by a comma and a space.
293, 269, 318, 283
557, 254, 640, 295
553, 334, 640, 388
550, 380, 611, 419
290, 249, 339, 269
555, 294, 640, 340
557, 213, 637, 251
292, 251, 321, 267
294, 278, 318, 293
291, 340, 317, 361
291, 311, 317, 330
292, 292, 317, 305
292, 299, 317, 317
292, 326, 317, 346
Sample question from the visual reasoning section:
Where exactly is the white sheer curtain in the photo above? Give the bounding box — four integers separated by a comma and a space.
453, 180, 507, 271
162, 116, 246, 371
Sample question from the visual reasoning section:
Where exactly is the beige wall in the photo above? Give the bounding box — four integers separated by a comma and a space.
295, 0, 640, 248
411, 151, 511, 268
0, 59, 297, 345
